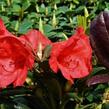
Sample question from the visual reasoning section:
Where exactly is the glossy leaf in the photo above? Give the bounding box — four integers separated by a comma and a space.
87, 74, 109, 87
90, 11, 109, 68
18, 20, 33, 34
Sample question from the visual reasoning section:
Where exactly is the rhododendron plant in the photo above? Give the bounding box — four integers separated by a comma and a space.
0, 18, 92, 89
1, 0, 109, 108
49, 27, 92, 83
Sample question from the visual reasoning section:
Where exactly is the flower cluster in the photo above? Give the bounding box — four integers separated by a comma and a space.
0, 19, 92, 88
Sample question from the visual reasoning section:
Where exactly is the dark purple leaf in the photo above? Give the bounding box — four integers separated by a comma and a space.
90, 11, 109, 68
86, 74, 109, 87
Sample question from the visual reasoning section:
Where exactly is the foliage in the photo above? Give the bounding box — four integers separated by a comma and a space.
0, 0, 108, 39
0, 0, 109, 109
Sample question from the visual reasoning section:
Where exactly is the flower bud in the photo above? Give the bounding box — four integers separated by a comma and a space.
39, 17, 44, 34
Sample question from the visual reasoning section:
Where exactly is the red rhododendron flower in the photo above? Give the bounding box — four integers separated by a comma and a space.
0, 19, 35, 88
0, 19, 52, 88
49, 27, 92, 83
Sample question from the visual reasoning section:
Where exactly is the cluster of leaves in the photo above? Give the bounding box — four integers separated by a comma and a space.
0, 0, 109, 39
1, 0, 109, 109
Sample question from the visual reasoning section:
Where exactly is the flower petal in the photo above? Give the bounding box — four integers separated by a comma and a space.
0, 65, 17, 88
49, 41, 67, 72
13, 66, 28, 86
49, 57, 58, 73
19, 30, 51, 52
58, 63, 74, 83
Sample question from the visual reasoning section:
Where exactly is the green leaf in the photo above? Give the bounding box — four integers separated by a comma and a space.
67, 93, 82, 102
73, 0, 79, 4
0, 104, 13, 109
11, 4, 21, 12
10, 21, 19, 31
54, 0, 60, 4
14, 103, 31, 109
22, 0, 31, 11
56, 6, 69, 14
94, 84, 106, 91
18, 20, 33, 34
92, 67, 106, 75
46, 32, 56, 38
39, 4, 46, 13
102, 103, 109, 109
0, 16, 9, 24
86, 94, 94, 102
43, 24, 53, 33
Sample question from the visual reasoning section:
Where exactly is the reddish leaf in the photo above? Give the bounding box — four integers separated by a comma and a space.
90, 11, 109, 68
87, 74, 109, 87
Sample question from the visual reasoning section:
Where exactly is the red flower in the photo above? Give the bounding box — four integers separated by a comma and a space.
49, 27, 92, 83
0, 19, 35, 88
0, 19, 51, 88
